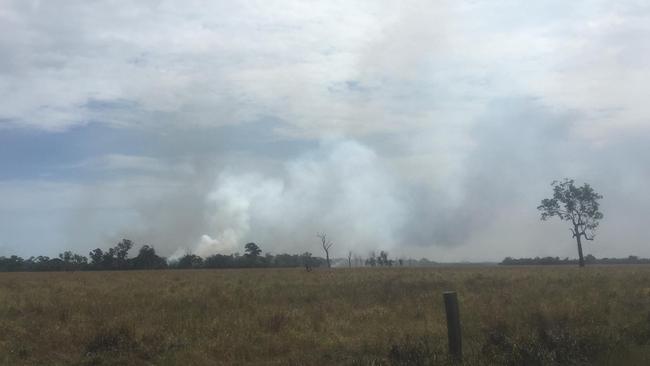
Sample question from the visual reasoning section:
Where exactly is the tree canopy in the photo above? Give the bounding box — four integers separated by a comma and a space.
538, 178, 603, 267
244, 242, 262, 258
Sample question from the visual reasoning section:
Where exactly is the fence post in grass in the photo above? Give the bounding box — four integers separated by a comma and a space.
443, 291, 462, 362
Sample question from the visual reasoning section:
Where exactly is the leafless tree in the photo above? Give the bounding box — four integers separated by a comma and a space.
347, 251, 353, 268
317, 233, 333, 268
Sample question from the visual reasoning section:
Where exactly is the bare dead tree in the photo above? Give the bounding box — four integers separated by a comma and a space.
347, 251, 353, 268
317, 233, 333, 268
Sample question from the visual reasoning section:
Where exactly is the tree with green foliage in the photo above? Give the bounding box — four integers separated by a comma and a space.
89, 248, 104, 267
0, 255, 24, 271
87, 239, 134, 270
538, 178, 604, 267
58, 251, 88, 271
131, 245, 167, 269
244, 242, 262, 258
103, 247, 117, 268
115, 239, 133, 267
176, 254, 203, 269
204, 254, 234, 268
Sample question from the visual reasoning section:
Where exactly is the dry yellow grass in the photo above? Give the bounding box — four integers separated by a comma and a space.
0, 266, 649, 365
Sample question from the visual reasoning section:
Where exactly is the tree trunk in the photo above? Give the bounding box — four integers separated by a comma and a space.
575, 226, 585, 267
326, 252, 330, 268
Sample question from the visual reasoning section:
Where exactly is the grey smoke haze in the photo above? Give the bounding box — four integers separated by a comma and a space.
1, 1, 650, 261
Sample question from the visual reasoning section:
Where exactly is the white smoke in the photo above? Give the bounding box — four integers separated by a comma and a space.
189, 139, 406, 257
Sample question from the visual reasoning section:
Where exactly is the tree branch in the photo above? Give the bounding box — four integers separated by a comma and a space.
569, 228, 576, 238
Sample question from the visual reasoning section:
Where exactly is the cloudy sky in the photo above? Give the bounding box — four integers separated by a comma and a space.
1, 0, 649, 261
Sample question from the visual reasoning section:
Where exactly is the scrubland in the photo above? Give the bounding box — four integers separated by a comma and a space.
1, 266, 649, 365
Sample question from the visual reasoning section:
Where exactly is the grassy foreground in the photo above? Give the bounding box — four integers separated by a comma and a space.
0, 266, 649, 365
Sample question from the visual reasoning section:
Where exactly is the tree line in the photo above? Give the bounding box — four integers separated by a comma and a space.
500, 255, 650, 266
0, 240, 330, 272
0, 238, 432, 272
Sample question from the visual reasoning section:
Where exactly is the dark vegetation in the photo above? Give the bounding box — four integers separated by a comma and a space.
0, 239, 327, 272
2, 238, 648, 272
0, 238, 447, 272
501, 255, 650, 266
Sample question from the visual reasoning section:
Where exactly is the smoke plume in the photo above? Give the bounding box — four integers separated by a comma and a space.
185, 139, 405, 257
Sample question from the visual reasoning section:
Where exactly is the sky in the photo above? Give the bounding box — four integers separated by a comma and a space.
1, 0, 649, 261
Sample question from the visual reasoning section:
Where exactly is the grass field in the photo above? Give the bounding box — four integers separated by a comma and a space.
1, 266, 649, 365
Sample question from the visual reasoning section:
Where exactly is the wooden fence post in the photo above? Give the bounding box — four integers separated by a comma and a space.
443, 291, 462, 362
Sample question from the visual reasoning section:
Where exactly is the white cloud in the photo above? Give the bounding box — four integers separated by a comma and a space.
72, 154, 194, 175
1, 0, 646, 139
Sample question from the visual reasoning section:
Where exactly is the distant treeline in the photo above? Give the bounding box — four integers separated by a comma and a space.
500, 255, 650, 266
0, 240, 446, 272
0, 239, 329, 272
